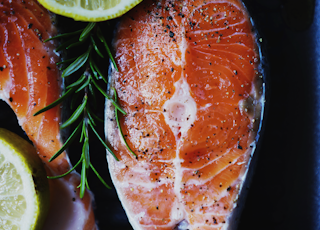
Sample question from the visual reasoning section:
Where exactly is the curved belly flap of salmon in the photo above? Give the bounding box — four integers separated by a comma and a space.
106, 0, 263, 229
0, 1, 96, 229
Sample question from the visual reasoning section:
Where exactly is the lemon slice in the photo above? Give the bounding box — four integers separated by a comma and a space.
38, 0, 143, 22
0, 128, 49, 230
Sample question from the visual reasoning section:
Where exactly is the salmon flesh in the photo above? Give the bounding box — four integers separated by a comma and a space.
0, 1, 96, 229
105, 0, 264, 229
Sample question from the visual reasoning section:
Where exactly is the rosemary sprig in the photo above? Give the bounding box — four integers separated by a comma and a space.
34, 22, 134, 198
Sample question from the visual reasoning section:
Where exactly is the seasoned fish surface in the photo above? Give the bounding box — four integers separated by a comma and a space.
106, 0, 262, 229
0, 1, 96, 229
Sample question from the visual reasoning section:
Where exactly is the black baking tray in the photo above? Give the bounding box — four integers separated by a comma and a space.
1, 0, 319, 229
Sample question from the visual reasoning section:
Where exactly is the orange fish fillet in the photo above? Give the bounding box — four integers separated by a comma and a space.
105, 0, 263, 229
0, 1, 96, 229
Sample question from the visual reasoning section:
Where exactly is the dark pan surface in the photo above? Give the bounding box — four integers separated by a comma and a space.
0, 0, 319, 229
239, 0, 320, 230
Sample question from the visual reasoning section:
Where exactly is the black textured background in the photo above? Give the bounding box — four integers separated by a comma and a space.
0, 0, 319, 229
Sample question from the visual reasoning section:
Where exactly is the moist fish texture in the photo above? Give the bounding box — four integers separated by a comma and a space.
0, 1, 96, 229
105, 0, 264, 229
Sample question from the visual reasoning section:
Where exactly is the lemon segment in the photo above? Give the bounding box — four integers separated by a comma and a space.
0, 128, 49, 230
38, 0, 143, 22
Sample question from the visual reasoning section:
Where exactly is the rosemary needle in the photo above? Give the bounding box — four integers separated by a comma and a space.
113, 88, 137, 158
48, 155, 83, 179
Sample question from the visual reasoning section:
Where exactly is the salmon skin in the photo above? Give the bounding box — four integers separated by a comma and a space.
0, 1, 96, 229
105, 0, 264, 229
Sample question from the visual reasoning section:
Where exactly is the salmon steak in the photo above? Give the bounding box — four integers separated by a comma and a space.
0, 0, 96, 229
105, 0, 264, 229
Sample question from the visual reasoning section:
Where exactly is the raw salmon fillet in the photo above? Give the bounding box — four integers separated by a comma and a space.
105, 0, 263, 229
0, 1, 96, 229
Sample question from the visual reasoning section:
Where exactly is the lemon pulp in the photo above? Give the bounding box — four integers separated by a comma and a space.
0, 128, 49, 230
38, 0, 143, 22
